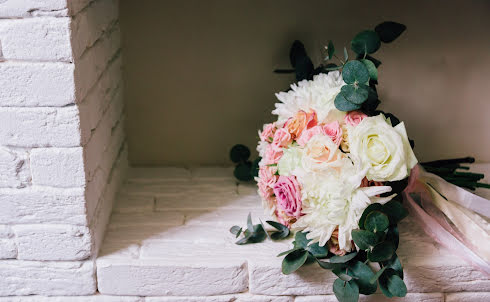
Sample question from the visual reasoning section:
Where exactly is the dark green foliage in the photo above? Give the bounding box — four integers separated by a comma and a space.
266, 220, 290, 240
351, 30, 381, 55
375, 21, 407, 43
333, 278, 359, 302
230, 144, 250, 163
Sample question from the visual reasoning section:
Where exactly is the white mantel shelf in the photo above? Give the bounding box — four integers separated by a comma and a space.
92, 166, 490, 301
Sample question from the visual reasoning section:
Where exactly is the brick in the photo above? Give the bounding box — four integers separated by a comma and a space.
13, 224, 92, 261
238, 182, 259, 195
97, 257, 248, 296
108, 212, 184, 230
0, 0, 67, 18
75, 23, 120, 101
30, 147, 85, 187
156, 191, 254, 211
191, 166, 234, 180
113, 195, 154, 213
0, 259, 95, 296
295, 293, 444, 302
127, 167, 191, 183
146, 295, 293, 302
67, 0, 95, 16
0, 239, 16, 259
0, 186, 86, 225
0, 17, 71, 61
0, 296, 143, 302
446, 292, 490, 302
79, 55, 122, 144
70, 0, 119, 58
0, 147, 29, 188
0, 106, 80, 147
0, 62, 75, 106
184, 208, 267, 226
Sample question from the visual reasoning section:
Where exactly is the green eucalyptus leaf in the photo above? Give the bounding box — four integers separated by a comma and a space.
359, 203, 383, 229
267, 220, 290, 240
334, 93, 361, 112
387, 274, 407, 297
382, 200, 409, 225
348, 261, 377, 295
317, 259, 346, 270
342, 60, 370, 84
385, 226, 400, 249
277, 247, 303, 257
328, 40, 335, 60
330, 252, 358, 264
368, 241, 396, 262
234, 162, 253, 181
337, 272, 353, 282
341, 84, 369, 105
351, 229, 377, 250
325, 64, 342, 71
307, 242, 329, 258
282, 249, 309, 275
343, 47, 349, 61
247, 213, 254, 232
357, 54, 382, 67
369, 266, 387, 284
351, 30, 381, 55
251, 157, 261, 178
364, 211, 389, 233
293, 231, 310, 249
375, 21, 407, 43
229, 225, 242, 238
360, 59, 378, 81
333, 279, 360, 302
382, 253, 404, 278
230, 144, 251, 163
248, 224, 267, 243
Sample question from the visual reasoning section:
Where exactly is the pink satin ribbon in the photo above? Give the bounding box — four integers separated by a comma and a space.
403, 165, 490, 276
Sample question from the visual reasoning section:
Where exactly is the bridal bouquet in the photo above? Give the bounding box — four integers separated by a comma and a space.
230, 21, 490, 302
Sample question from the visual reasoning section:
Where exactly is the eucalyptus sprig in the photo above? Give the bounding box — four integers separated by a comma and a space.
230, 213, 290, 245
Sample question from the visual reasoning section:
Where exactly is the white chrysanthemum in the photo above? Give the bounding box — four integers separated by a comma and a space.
272, 72, 345, 127
293, 167, 395, 250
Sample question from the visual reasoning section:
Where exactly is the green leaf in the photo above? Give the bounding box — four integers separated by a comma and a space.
368, 241, 396, 262
234, 163, 253, 181
307, 242, 329, 258
342, 60, 370, 84
359, 203, 383, 229
360, 59, 378, 81
343, 47, 349, 61
382, 200, 409, 225
325, 64, 342, 71
293, 231, 310, 249
282, 249, 309, 274
333, 279, 360, 302
248, 224, 267, 243
351, 229, 377, 250
382, 253, 404, 278
277, 247, 303, 257
369, 266, 386, 284
364, 211, 389, 233
375, 21, 407, 43
385, 226, 400, 249
327, 40, 335, 60
317, 259, 346, 270
334, 93, 361, 112
379, 268, 407, 297
330, 252, 358, 264
229, 226, 242, 238
340, 84, 369, 105
348, 261, 377, 295
351, 30, 381, 55
247, 213, 254, 233
267, 220, 290, 240
251, 157, 261, 178
230, 144, 251, 163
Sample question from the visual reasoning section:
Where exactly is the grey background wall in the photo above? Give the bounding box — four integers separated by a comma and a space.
120, 0, 490, 166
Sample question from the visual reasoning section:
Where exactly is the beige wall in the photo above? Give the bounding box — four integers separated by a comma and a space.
120, 0, 490, 166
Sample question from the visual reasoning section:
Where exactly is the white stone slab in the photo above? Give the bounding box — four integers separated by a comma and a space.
0, 147, 30, 188
113, 195, 155, 213
108, 212, 185, 230
0, 0, 67, 18
30, 147, 85, 187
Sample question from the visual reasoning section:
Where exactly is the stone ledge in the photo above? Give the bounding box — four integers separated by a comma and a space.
95, 167, 490, 297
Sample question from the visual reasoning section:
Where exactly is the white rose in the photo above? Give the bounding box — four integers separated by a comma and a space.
277, 146, 303, 176
348, 114, 418, 182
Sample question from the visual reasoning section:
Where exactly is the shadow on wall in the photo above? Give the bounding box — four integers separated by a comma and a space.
120, 0, 490, 166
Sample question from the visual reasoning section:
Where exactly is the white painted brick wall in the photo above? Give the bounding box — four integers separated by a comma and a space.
0, 225, 17, 259
0, 147, 29, 188
0, 18, 72, 61
0, 62, 75, 107
0, 0, 68, 18
30, 147, 85, 187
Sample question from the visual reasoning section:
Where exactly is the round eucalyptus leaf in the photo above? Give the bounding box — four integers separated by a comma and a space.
229, 225, 242, 238
307, 242, 329, 258
334, 93, 361, 112
351, 229, 377, 250
251, 157, 261, 178
230, 144, 251, 163
333, 278, 360, 302
385, 226, 400, 249
368, 241, 396, 262
342, 60, 370, 84
282, 249, 309, 275
382, 253, 404, 278
359, 203, 383, 229
341, 84, 369, 105
351, 30, 381, 54
267, 220, 290, 240
364, 211, 389, 233
382, 200, 408, 225
234, 162, 253, 181
386, 274, 407, 297
293, 231, 310, 249
327, 40, 335, 60
375, 21, 407, 43
360, 59, 378, 81
330, 251, 358, 264
348, 261, 378, 295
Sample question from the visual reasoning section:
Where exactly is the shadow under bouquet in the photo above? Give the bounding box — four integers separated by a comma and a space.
230, 22, 490, 302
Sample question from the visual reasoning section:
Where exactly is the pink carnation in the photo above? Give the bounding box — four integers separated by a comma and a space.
296, 125, 324, 146
344, 110, 367, 127
323, 121, 343, 146
264, 144, 283, 165
273, 176, 302, 219
272, 128, 292, 149
259, 123, 276, 142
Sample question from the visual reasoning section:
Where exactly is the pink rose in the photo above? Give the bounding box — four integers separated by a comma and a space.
259, 165, 277, 188
296, 125, 324, 146
322, 121, 343, 146
259, 123, 276, 142
275, 208, 296, 227
264, 144, 283, 165
273, 176, 302, 218
344, 110, 368, 127
272, 128, 292, 149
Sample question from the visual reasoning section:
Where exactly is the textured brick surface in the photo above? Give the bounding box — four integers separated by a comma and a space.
295, 293, 444, 302
30, 148, 85, 187
0, 147, 29, 188
0, 0, 68, 18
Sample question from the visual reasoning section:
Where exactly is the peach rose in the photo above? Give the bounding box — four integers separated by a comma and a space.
272, 128, 292, 149
344, 110, 368, 127
286, 110, 318, 139
327, 228, 348, 256
360, 177, 384, 188
296, 125, 324, 146
275, 208, 297, 228
323, 121, 343, 146
259, 123, 276, 142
